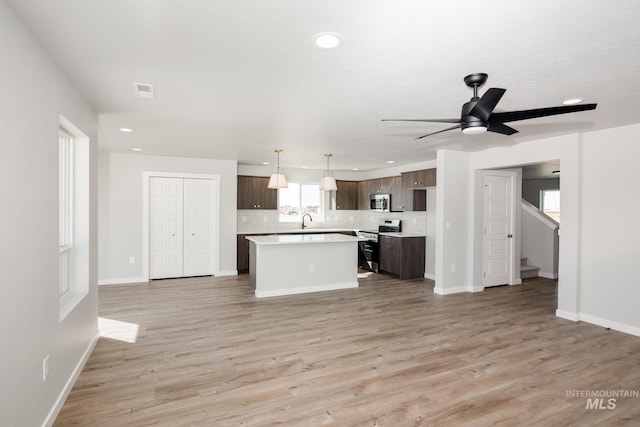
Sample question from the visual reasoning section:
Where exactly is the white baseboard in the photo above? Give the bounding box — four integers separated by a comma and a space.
255, 282, 358, 298
433, 285, 468, 295
470, 286, 485, 292
555, 310, 639, 336
98, 277, 147, 286
578, 313, 640, 337
539, 271, 558, 279
43, 332, 99, 427
215, 270, 238, 277
511, 279, 522, 285
424, 272, 436, 280
556, 309, 579, 321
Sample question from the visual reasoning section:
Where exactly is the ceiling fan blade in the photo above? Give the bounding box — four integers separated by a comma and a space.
490, 103, 597, 123
415, 125, 460, 139
469, 88, 506, 121
382, 118, 461, 124
487, 122, 518, 135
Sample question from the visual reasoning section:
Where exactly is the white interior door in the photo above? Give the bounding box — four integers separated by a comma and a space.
149, 177, 184, 279
483, 172, 515, 287
183, 178, 215, 276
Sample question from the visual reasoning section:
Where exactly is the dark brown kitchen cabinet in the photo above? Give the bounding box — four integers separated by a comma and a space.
358, 176, 402, 210
378, 235, 426, 280
358, 180, 374, 210
237, 176, 277, 209
334, 180, 359, 210
401, 168, 436, 188
237, 234, 250, 272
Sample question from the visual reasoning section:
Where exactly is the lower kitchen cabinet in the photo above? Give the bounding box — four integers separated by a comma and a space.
237, 234, 250, 272
379, 235, 426, 280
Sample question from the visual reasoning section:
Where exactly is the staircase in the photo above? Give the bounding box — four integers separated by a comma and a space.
521, 257, 540, 279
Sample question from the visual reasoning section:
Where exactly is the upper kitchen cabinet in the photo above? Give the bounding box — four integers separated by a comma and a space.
237, 176, 277, 209
401, 168, 436, 188
358, 176, 402, 210
334, 180, 359, 210
398, 188, 427, 211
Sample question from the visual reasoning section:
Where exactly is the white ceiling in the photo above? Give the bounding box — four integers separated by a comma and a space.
9, 0, 640, 171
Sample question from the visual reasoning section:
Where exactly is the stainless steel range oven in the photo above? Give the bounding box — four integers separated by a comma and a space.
357, 219, 401, 272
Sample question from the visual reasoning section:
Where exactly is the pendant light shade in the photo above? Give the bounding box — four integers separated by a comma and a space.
267, 149, 288, 189
320, 153, 338, 191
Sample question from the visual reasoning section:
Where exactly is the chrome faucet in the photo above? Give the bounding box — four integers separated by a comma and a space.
301, 213, 313, 229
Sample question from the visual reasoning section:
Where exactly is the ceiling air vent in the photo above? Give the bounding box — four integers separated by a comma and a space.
132, 82, 155, 99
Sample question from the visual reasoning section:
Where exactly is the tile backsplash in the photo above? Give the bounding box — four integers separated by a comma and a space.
237, 209, 427, 234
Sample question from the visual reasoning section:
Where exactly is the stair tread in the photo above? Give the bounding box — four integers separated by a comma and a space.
521, 265, 540, 272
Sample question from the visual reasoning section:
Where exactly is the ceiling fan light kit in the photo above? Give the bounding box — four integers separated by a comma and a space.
383, 73, 597, 139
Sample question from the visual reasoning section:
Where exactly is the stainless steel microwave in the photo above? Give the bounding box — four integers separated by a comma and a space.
370, 194, 390, 212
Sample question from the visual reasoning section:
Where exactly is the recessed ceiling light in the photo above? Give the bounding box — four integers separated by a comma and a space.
262, 162, 270, 165
562, 98, 583, 105
352, 168, 359, 171
386, 160, 395, 164
313, 32, 343, 49
132, 148, 143, 152
119, 128, 133, 133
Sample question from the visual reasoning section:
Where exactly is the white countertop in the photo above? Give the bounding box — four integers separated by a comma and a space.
240, 228, 355, 235
246, 233, 364, 246
238, 229, 425, 237
379, 232, 426, 238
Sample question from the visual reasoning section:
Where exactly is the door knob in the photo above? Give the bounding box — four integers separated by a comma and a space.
508, 234, 513, 238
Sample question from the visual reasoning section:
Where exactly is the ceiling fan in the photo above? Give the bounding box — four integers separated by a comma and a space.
382, 73, 597, 139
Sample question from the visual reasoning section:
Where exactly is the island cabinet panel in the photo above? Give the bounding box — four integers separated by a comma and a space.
379, 235, 426, 280
335, 180, 359, 210
237, 176, 277, 209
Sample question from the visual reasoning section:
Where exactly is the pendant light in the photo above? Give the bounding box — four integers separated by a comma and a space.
267, 149, 288, 189
320, 153, 338, 191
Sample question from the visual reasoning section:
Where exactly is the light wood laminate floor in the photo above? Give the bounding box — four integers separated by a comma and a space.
55, 274, 640, 426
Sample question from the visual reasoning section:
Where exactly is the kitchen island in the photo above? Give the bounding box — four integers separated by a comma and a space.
246, 233, 364, 298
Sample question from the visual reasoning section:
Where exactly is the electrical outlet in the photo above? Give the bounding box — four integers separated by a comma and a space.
451, 264, 457, 272
413, 218, 417, 225
309, 263, 315, 272
129, 257, 135, 264
42, 355, 50, 381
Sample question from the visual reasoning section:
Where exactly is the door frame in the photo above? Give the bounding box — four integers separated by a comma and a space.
142, 171, 221, 282
474, 169, 521, 290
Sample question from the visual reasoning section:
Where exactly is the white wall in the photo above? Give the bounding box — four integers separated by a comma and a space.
435, 129, 640, 336
98, 152, 238, 283
521, 201, 559, 278
0, 2, 98, 426
434, 150, 472, 294
579, 124, 640, 334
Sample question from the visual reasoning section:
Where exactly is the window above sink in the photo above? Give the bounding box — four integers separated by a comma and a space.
278, 182, 325, 223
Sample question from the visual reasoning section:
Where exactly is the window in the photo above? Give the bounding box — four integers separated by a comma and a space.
59, 128, 73, 297
58, 115, 90, 320
278, 183, 323, 222
540, 189, 560, 222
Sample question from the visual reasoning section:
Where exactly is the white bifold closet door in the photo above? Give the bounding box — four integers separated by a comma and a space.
149, 177, 215, 279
